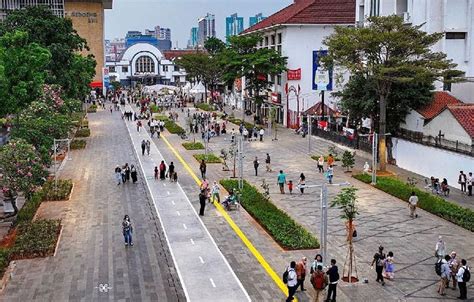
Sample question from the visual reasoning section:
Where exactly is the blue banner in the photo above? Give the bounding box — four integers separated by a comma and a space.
312, 50, 333, 91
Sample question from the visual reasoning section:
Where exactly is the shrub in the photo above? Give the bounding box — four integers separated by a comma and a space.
353, 174, 474, 231
41, 179, 73, 201
165, 120, 185, 135
75, 128, 90, 137
0, 249, 11, 277
14, 191, 44, 226
153, 114, 170, 122
70, 139, 86, 150
182, 142, 205, 150
11, 220, 61, 259
196, 103, 214, 112
87, 104, 97, 113
70, 111, 86, 123
193, 153, 222, 164
341, 151, 355, 171
228, 117, 255, 131
220, 179, 319, 250
150, 104, 162, 113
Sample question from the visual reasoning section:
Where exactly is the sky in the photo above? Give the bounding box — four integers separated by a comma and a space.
105, 0, 293, 48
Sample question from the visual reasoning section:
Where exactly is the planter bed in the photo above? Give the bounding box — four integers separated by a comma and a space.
353, 173, 474, 231
182, 142, 205, 150
196, 103, 214, 112
41, 179, 73, 201
87, 105, 97, 113
193, 153, 222, 164
70, 139, 86, 150
220, 179, 319, 250
75, 128, 90, 138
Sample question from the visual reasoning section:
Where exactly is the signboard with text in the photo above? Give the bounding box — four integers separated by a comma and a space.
312, 50, 333, 91
287, 68, 301, 80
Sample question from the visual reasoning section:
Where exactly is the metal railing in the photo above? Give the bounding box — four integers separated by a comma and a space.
311, 127, 373, 154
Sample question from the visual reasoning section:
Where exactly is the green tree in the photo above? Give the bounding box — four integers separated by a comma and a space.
219, 34, 287, 117
204, 37, 225, 55
0, 31, 51, 116
341, 151, 355, 172
0, 6, 95, 100
0, 139, 48, 197
323, 15, 459, 171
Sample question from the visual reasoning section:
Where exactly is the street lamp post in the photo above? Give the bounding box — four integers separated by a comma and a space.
308, 115, 313, 154
237, 135, 244, 190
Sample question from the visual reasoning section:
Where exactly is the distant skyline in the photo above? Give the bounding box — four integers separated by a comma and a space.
105, 0, 292, 48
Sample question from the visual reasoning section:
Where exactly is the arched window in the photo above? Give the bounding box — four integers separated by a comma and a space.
135, 56, 155, 73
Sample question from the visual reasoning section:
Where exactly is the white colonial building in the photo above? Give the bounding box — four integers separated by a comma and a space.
105, 43, 188, 87
356, 0, 474, 102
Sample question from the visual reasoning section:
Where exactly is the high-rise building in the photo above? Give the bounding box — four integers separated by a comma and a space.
187, 27, 198, 48
249, 13, 266, 27
0, 0, 114, 82
226, 13, 244, 41
197, 13, 215, 46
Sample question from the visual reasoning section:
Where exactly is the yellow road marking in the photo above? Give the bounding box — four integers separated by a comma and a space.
161, 135, 294, 300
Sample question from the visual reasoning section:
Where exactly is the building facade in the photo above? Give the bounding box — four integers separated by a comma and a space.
188, 27, 199, 48
0, 0, 113, 83
124, 30, 171, 51
356, 0, 474, 103
249, 13, 266, 27
226, 13, 244, 41
198, 13, 215, 47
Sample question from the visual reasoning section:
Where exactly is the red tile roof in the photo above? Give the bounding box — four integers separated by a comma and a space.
163, 50, 201, 61
417, 91, 462, 120
242, 0, 356, 34
304, 101, 335, 116
446, 104, 474, 138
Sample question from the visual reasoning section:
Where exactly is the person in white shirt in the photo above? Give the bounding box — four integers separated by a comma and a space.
438, 255, 451, 296
467, 172, 473, 196
259, 128, 265, 141
408, 191, 418, 218
210, 181, 220, 204
286, 261, 298, 302
435, 236, 446, 260
456, 259, 468, 300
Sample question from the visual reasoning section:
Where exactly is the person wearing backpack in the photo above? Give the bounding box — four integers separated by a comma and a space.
456, 259, 469, 300
284, 261, 298, 302
310, 265, 328, 302
371, 246, 386, 286
326, 259, 339, 302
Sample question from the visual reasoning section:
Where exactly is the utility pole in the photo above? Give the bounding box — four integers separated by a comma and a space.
371, 133, 378, 185
308, 115, 312, 154
237, 136, 244, 190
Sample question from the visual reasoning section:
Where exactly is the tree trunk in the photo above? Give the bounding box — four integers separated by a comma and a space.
378, 93, 387, 171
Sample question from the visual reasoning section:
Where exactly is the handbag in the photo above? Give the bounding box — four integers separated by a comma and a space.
352, 230, 358, 238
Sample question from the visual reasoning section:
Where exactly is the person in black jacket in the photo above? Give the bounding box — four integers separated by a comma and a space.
326, 259, 339, 302
199, 189, 207, 216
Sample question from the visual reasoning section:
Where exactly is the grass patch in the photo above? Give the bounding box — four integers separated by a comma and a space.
165, 120, 185, 135
41, 179, 73, 201
220, 179, 319, 250
353, 173, 474, 231
70, 139, 86, 150
196, 103, 214, 112
311, 155, 340, 162
193, 153, 222, 163
150, 104, 162, 113
11, 220, 61, 260
75, 128, 90, 137
182, 142, 205, 150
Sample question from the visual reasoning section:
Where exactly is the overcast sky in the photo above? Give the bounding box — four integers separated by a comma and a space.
105, 0, 292, 48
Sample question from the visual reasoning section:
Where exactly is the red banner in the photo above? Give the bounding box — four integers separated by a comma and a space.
287, 68, 301, 81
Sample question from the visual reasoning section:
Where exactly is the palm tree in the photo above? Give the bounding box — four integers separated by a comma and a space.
330, 187, 359, 283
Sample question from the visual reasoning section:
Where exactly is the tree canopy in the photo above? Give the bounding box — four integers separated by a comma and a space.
323, 15, 460, 170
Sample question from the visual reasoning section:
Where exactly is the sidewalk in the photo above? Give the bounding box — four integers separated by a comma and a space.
169, 105, 474, 301
123, 105, 250, 302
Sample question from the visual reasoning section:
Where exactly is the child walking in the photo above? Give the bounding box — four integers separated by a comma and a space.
288, 180, 294, 195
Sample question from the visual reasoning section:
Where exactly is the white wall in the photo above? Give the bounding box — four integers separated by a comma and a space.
400, 110, 424, 132
424, 109, 472, 145
392, 138, 474, 186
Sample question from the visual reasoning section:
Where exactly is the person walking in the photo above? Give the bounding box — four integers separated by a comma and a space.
467, 172, 473, 196
211, 181, 220, 203
327, 154, 334, 169
408, 191, 418, 218
130, 165, 138, 183
136, 120, 142, 132
371, 246, 386, 285
154, 166, 158, 180
311, 265, 328, 302
317, 156, 324, 173
435, 236, 446, 260
448, 251, 460, 290
259, 128, 265, 141
122, 215, 133, 246
159, 161, 167, 180
296, 257, 307, 291
310, 254, 324, 274
124, 163, 130, 183
200, 160, 207, 180
199, 189, 207, 216
265, 153, 272, 172
459, 171, 467, 194
168, 162, 175, 181
384, 251, 395, 280
115, 166, 122, 185
253, 157, 260, 176
298, 173, 306, 194
326, 259, 339, 302
141, 140, 146, 156
326, 165, 334, 184
145, 140, 151, 156
438, 255, 451, 296
286, 261, 298, 302
456, 259, 469, 300
277, 170, 287, 194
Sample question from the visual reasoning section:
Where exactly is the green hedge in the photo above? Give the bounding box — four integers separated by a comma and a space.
353, 174, 474, 231
70, 139, 86, 150
193, 153, 222, 163
75, 128, 90, 137
182, 142, 205, 150
15, 191, 44, 226
165, 120, 186, 135
227, 117, 255, 131
11, 220, 61, 259
220, 179, 319, 250
196, 103, 214, 112
41, 179, 73, 201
